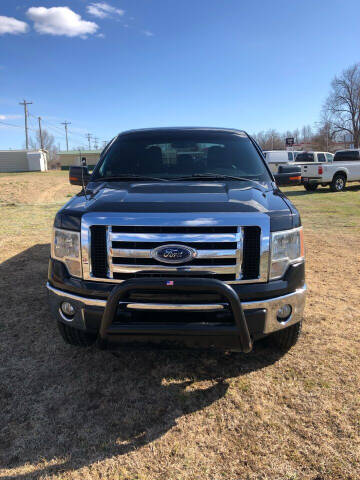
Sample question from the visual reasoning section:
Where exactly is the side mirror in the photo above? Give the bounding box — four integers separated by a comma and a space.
274, 165, 301, 186
69, 166, 90, 186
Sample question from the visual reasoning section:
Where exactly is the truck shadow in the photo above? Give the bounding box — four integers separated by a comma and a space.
0, 244, 287, 480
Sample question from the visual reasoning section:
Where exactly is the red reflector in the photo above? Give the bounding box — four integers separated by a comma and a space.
290, 176, 301, 181
318, 166, 323, 174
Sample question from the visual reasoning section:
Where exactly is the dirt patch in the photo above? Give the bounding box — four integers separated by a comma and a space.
0, 171, 78, 205
0, 173, 359, 480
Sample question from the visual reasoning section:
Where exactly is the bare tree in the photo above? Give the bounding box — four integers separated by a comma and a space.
253, 129, 283, 150
29, 128, 57, 159
323, 63, 360, 148
300, 125, 313, 144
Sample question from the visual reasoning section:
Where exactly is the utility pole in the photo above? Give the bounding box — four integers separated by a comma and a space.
38, 117, 44, 150
86, 133, 92, 150
61, 121, 71, 151
93, 137, 99, 150
102, 140, 108, 149
19, 99, 33, 150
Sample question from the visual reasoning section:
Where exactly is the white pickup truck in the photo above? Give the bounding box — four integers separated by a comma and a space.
301, 150, 360, 191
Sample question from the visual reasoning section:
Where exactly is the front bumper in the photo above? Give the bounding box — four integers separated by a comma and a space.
47, 279, 306, 351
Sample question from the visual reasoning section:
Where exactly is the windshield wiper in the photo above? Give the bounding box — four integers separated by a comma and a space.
92, 175, 168, 182
175, 173, 266, 189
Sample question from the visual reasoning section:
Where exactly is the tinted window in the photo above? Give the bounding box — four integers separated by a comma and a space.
334, 151, 360, 161
92, 132, 270, 181
317, 153, 326, 162
288, 152, 293, 161
296, 153, 314, 162
326, 153, 334, 161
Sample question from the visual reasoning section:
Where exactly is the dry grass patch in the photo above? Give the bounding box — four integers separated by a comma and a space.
0, 173, 359, 480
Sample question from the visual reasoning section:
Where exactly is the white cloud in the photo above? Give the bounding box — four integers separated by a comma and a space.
0, 114, 22, 120
87, 2, 124, 19
26, 7, 99, 38
143, 30, 154, 37
0, 16, 29, 35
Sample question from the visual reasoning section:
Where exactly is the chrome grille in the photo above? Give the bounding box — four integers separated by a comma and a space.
108, 226, 241, 281
81, 212, 270, 284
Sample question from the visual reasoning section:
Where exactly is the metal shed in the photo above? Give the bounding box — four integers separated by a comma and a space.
0, 150, 48, 173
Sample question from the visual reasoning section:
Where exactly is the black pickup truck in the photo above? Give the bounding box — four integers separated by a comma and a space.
47, 127, 305, 353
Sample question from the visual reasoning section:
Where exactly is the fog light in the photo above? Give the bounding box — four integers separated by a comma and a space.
276, 304, 292, 322
61, 301, 75, 317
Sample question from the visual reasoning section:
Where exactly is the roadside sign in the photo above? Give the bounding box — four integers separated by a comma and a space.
286, 137, 295, 146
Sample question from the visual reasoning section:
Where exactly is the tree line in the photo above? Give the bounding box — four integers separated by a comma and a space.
254, 62, 360, 151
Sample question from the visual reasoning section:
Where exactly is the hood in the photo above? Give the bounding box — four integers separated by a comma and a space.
58, 180, 299, 231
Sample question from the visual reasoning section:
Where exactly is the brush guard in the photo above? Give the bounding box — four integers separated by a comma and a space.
98, 277, 253, 352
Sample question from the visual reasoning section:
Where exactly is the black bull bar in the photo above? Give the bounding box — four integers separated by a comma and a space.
98, 278, 253, 352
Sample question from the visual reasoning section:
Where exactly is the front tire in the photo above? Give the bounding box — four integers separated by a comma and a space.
270, 321, 302, 351
57, 321, 97, 347
330, 173, 346, 192
304, 183, 318, 191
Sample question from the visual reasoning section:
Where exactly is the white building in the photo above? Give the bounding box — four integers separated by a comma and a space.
0, 150, 48, 173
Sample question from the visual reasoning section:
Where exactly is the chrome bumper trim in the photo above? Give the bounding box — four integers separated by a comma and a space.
119, 302, 226, 312
47, 283, 107, 307
47, 282, 306, 334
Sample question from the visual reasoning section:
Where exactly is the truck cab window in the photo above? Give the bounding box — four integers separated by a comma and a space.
94, 132, 270, 182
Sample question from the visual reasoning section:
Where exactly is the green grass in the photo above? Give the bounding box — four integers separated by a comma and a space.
282, 184, 360, 231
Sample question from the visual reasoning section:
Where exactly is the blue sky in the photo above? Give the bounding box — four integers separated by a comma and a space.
0, 0, 360, 150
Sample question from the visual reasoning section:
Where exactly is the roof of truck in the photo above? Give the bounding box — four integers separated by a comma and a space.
119, 127, 248, 137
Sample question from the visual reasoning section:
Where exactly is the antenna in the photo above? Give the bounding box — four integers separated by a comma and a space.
79, 150, 88, 201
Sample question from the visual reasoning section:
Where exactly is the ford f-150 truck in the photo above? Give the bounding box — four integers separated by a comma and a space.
47, 127, 306, 353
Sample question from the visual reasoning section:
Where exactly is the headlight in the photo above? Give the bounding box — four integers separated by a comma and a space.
52, 228, 82, 278
270, 227, 304, 280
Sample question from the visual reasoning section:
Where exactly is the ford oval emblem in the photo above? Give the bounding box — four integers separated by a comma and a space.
151, 244, 197, 264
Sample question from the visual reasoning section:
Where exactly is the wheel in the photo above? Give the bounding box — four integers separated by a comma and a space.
270, 321, 302, 351
57, 321, 97, 347
304, 183, 318, 191
330, 173, 346, 192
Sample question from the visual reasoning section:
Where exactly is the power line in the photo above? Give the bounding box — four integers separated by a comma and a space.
61, 121, 71, 152
21, 110, 107, 150
38, 117, 44, 150
0, 120, 23, 129
85, 133, 92, 149
19, 99, 33, 150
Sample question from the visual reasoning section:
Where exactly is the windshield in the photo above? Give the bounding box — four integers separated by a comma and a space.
92, 131, 270, 182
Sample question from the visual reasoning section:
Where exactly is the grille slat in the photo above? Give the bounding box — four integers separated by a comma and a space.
112, 241, 238, 250
110, 232, 238, 243
112, 264, 237, 274
111, 248, 237, 260
111, 226, 237, 234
